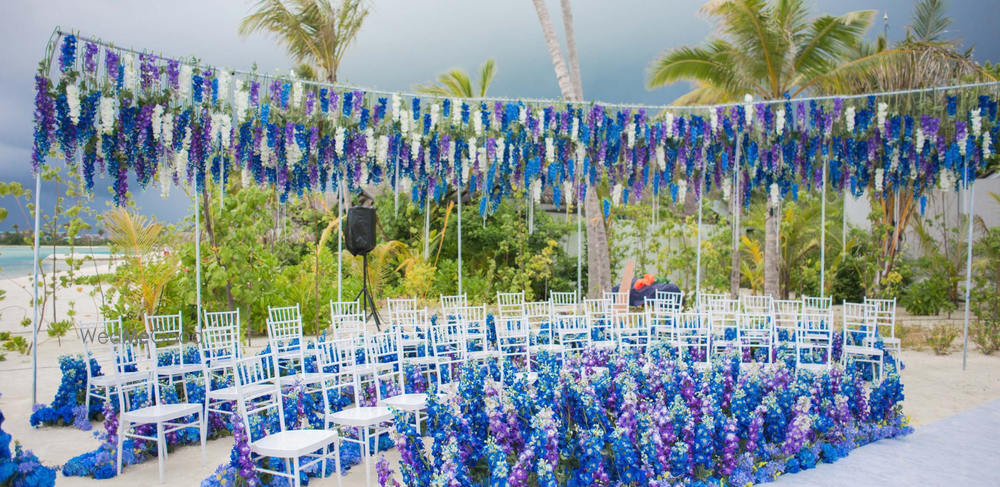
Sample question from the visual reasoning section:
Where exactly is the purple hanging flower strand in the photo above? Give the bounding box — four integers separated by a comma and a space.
83, 42, 99, 76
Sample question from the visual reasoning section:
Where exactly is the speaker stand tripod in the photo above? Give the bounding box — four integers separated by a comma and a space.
353, 253, 383, 331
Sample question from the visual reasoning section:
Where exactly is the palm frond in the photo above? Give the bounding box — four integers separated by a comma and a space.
478, 58, 498, 98
910, 0, 955, 45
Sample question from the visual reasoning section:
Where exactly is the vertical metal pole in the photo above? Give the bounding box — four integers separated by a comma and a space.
577, 190, 582, 301
195, 191, 202, 332
962, 157, 975, 371
423, 188, 431, 260
457, 179, 463, 295
843, 194, 848, 258
393, 143, 400, 217
695, 171, 704, 301
528, 195, 534, 235
338, 180, 344, 302
820, 156, 828, 298
30, 171, 42, 406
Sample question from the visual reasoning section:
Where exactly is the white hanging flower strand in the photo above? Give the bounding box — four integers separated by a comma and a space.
151, 104, 163, 141
677, 179, 687, 205
845, 107, 856, 133
65, 84, 81, 125
769, 182, 780, 206
99, 96, 115, 135
178, 65, 193, 97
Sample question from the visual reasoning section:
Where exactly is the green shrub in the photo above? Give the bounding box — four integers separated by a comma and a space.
902, 277, 955, 316
971, 318, 1000, 355
925, 323, 960, 355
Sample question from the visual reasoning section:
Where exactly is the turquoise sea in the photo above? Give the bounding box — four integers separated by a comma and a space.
0, 245, 113, 278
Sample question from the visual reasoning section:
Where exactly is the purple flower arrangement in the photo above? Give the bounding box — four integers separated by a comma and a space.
379, 347, 911, 487
32, 37, 998, 210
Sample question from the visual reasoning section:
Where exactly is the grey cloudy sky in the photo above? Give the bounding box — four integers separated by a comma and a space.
1, 0, 998, 230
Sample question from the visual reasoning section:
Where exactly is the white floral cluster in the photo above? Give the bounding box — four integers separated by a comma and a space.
545, 137, 555, 163
744, 94, 755, 128
769, 182, 780, 206
971, 108, 982, 137
845, 107, 856, 133
531, 179, 543, 204
874, 168, 884, 193
611, 183, 623, 205
65, 84, 81, 124
677, 179, 687, 205
775, 109, 785, 136
877, 102, 889, 128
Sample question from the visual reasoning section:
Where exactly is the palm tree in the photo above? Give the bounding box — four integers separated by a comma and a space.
815, 0, 994, 95
104, 209, 178, 325
646, 0, 876, 299
531, 0, 613, 298
413, 59, 498, 98
238, 0, 370, 83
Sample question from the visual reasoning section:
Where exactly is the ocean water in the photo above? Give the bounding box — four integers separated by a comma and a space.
0, 245, 113, 278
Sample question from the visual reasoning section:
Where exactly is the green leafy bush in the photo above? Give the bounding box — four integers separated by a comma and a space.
901, 277, 955, 316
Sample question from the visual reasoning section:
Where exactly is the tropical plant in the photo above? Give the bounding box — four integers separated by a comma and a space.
414, 59, 498, 98
925, 322, 960, 355
646, 0, 876, 300
238, 0, 370, 83
103, 209, 178, 328
970, 194, 1000, 354
814, 0, 996, 95
530, 0, 613, 299
740, 235, 764, 293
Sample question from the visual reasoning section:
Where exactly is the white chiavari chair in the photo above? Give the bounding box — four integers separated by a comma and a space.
773, 300, 802, 346
584, 298, 615, 348
615, 311, 651, 354
145, 312, 200, 402
842, 302, 884, 381
738, 312, 773, 363
114, 339, 206, 484
234, 353, 340, 487
325, 332, 395, 487
550, 291, 579, 315
796, 306, 835, 373
330, 300, 365, 339
708, 298, 740, 356
676, 312, 712, 369
865, 297, 900, 359
386, 297, 417, 325
80, 318, 145, 414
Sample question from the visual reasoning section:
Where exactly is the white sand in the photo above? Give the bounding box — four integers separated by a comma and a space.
1, 268, 998, 486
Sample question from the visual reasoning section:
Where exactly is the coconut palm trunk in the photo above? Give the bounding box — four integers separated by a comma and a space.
531, 0, 613, 297
559, 0, 584, 100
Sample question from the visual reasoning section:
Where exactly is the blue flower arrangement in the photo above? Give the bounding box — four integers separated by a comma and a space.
30, 354, 104, 428
1, 394, 58, 487
380, 347, 912, 487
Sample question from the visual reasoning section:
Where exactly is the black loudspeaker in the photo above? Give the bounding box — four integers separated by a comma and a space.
344, 206, 377, 256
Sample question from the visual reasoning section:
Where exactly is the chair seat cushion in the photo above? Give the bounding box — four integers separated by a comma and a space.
327, 406, 393, 426
122, 403, 201, 423
251, 429, 339, 458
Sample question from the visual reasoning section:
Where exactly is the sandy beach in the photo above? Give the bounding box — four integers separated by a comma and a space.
1, 266, 998, 486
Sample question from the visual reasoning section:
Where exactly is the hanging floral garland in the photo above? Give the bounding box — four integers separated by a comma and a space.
32, 32, 999, 217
